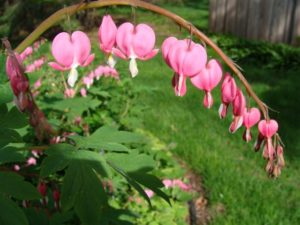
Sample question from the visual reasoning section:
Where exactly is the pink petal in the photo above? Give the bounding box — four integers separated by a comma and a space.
133, 24, 156, 58
232, 89, 246, 116
221, 73, 237, 104
116, 22, 134, 58
161, 37, 178, 66
243, 107, 261, 128
172, 73, 187, 97
48, 62, 69, 71
140, 49, 159, 61
71, 31, 92, 65
112, 47, 127, 59
203, 91, 213, 109
82, 54, 95, 67
51, 32, 74, 67
98, 15, 117, 53
182, 43, 207, 76
258, 119, 278, 138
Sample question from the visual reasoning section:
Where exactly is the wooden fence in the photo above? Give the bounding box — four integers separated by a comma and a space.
209, 0, 300, 45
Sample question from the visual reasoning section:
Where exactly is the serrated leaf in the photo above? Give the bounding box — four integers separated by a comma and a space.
106, 152, 156, 173
0, 106, 28, 129
61, 162, 108, 225
0, 195, 28, 225
0, 83, 13, 105
0, 146, 25, 165
0, 128, 22, 149
0, 172, 40, 200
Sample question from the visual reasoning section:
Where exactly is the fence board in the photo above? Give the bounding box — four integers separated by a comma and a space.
209, 0, 300, 45
292, 0, 300, 44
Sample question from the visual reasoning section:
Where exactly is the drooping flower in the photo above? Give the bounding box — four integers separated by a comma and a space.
83, 76, 94, 89
64, 88, 76, 98
98, 15, 118, 68
26, 157, 37, 166
80, 88, 87, 97
242, 107, 261, 142
49, 31, 95, 87
190, 59, 222, 108
20, 46, 33, 60
219, 73, 237, 119
113, 22, 159, 77
145, 189, 154, 198
162, 37, 207, 96
53, 189, 60, 209
258, 119, 278, 160
229, 89, 246, 133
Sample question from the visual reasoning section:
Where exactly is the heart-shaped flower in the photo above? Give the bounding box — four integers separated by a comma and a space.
219, 73, 237, 119
190, 59, 222, 108
113, 22, 159, 77
49, 31, 95, 87
242, 107, 261, 142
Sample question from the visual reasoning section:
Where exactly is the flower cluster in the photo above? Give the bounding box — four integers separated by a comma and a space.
161, 35, 284, 177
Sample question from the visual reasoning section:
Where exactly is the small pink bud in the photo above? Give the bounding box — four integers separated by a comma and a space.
64, 88, 75, 98
26, 157, 37, 166
162, 179, 173, 189
145, 189, 154, 198
80, 88, 87, 97
13, 164, 20, 171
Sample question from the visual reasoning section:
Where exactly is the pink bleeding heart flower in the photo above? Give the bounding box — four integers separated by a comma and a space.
64, 88, 75, 98
173, 179, 191, 191
26, 157, 37, 166
145, 189, 154, 198
191, 59, 222, 108
113, 22, 159, 77
162, 38, 207, 96
162, 179, 174, 189
33, 57, 46, 69
25, 64, 36, 73
219, 73, 237, 119
83, 76, 94, 89
80, 88, 87, 97
258, 119, 278, 160
161, 36, 178, 67
49, 31, 95, 87
242, 107, 261, 142
98, 15, 118, 68
34, 78, 42, 89
229, 89, 246, 133
20, 46, 33, 60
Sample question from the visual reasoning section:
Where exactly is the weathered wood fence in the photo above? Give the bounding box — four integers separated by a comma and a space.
209, 0, 300, 45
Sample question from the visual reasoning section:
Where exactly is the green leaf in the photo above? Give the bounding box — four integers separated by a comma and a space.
107, 161, 152, 207
106, 152, 156, 173
0, 146, 25, 165
70, 126, 144, 152
129, 172, 170, 205
24, 208, 48, 225
40, 144, 110, 178
88, 126, 145, 144
41, 96, 101, 119
0, 172, 40, 200
0, 107, 28, 129
0, 195, 28, 225
70, 135, 130, 152
61, 162, 108, 225
0, 128, 22, 149
0, 83, 13, 105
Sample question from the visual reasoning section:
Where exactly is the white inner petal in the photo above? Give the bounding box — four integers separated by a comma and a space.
68, 67, 78, 87
129, 58, 138, 78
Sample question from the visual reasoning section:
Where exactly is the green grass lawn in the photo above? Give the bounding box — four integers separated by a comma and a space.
106, 3, 300, 225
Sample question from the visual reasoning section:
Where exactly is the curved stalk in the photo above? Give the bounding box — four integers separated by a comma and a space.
15, 0, 269, 119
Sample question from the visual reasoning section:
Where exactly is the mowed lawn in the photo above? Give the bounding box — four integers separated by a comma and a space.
107, 3, 300, 225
